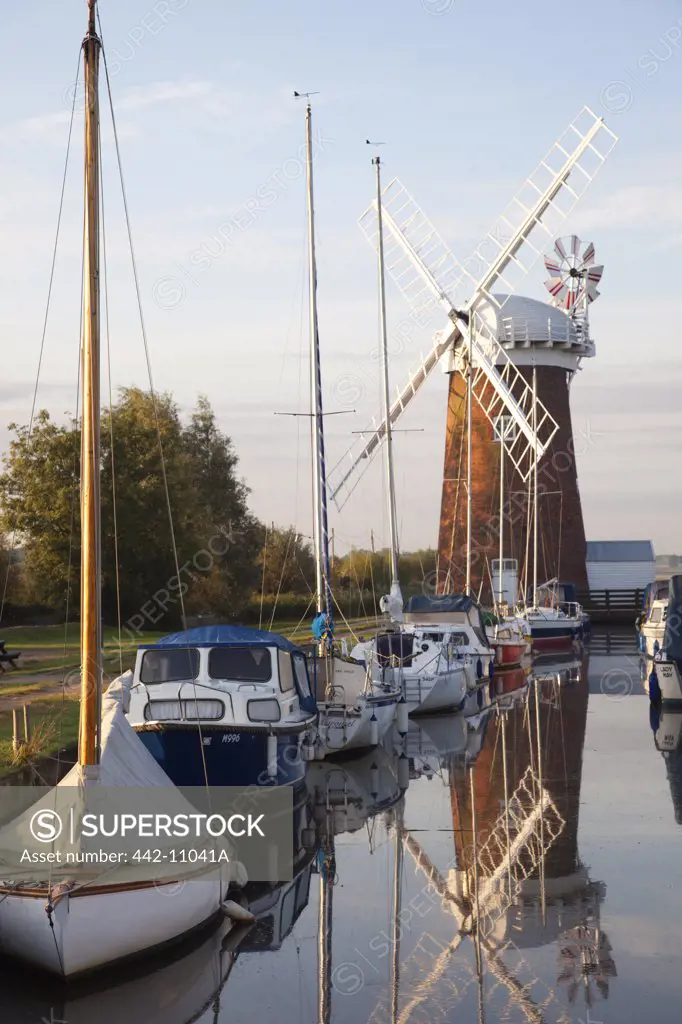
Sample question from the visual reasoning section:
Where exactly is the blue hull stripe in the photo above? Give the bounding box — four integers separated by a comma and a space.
135, 726, 307, 788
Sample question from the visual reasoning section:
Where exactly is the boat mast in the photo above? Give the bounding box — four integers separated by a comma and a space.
498, 420, 504, 610
466, 326, 473, 596
375, 155, 402, 620
79, 0, 102, 768
305, 103, 332, 621
532, 364, 538, 609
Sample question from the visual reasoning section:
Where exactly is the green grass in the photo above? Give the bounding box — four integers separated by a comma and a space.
0, 697, 80, 778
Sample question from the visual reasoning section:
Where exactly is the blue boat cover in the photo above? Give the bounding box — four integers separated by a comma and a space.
664, 575, 682, 663
148, 624, 301, 653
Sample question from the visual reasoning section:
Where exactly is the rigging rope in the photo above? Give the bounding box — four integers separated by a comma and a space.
98, 16, 212, 798
98, 136, 122, 679
0, 46, 83, 624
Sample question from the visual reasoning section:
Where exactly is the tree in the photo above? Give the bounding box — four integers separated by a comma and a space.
0, 390, 260, 625
181, 396, 260, 617
256, 526, 316, 597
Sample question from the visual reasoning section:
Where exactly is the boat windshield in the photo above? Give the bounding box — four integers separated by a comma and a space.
208, 645, 272, 682
140, 647, 200, 683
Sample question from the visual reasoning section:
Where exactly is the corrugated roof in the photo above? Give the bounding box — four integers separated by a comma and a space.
586, 540, 655, 563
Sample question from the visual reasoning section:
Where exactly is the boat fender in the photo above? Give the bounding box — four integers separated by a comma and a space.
370, 712, 379, 747
302, 827, 317, 849
488, 658, 494, 679
221, 900, 256, 924
476, 658, 483, 680
654, 639, 660, 656
266, 733, 278, 778
649, 667, 661, 705
396, 696, 409, 736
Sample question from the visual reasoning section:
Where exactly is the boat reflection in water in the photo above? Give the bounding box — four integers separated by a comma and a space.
650, 707, 682, 825
0, 916, 247, 1024
354, 648, 618, 1023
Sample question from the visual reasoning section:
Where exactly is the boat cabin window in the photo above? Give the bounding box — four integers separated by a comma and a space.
449, 632, 468, 646
292, 653, 313, 700
140, 647, 200, 683
277, 650, 296, 693
208, 646, 272, 682
651, 607, 664, 623
421, 632, 445, 643
377, 632, 415, 667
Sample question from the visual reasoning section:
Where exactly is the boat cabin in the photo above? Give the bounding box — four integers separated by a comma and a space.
127, 625, 317, 728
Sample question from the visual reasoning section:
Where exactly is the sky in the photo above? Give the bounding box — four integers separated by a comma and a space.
1, 0, 681, 557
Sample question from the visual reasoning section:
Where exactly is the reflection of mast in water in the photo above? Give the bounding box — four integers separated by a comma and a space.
317, 810, 334, 1024
384, 652, 616, 1020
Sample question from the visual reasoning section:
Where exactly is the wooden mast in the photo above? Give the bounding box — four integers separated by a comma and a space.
79, 0, 102, 767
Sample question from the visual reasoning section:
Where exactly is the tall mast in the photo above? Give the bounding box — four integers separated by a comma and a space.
466, 328, 473, 596
305, 103, 332, 620
532, 364, 538, 608
79, 0, 102, 767
375, 155, 402, 619
498, 421, 504, 609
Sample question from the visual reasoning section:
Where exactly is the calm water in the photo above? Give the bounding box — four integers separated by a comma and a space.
3, 631, 681, 1023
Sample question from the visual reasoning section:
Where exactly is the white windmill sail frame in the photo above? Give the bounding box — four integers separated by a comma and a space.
328, 106, 617, 510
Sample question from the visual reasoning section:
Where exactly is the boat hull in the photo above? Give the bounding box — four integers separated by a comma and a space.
317, 692, 397, 756
494, 641, 527, 668
0, 879, 222, 979
406, 666, 467, 715
134, 722, 310, 788
645, 658, 682, 705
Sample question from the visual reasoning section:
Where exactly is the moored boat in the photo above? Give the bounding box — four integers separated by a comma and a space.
126, 625, 317, 787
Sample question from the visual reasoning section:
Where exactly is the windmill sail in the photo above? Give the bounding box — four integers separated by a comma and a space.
328, 106, 617, 510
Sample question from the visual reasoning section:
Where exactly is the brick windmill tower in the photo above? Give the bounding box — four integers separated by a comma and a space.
440, 236, 604, 599
328, 108, 616, 602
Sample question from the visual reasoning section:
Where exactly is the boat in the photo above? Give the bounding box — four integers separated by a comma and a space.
0, 2, 242, 977
638, 578, 670, 657
125, 625, 317, 787
645, 574, 682, 706
526, 580, 584, 652
298, 103, 399, 758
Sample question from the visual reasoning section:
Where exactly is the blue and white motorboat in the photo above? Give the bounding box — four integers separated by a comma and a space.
125, 625, 318, 787
645, 575, 682, 706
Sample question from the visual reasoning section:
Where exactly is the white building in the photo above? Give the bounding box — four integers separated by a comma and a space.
586, 541, 656, 591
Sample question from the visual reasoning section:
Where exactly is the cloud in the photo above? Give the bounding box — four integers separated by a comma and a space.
1, 79, 214, 145
580, 182, 682, 233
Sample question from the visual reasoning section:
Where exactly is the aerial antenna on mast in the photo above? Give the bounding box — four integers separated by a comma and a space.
294, 90, 319, 99
366, 139, 386, 145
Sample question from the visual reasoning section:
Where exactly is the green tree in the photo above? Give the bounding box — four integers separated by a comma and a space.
257, 526, 316, 597
0, 390, 260, 625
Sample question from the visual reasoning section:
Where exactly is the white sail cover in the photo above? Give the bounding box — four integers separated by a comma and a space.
0, 676, 243, 888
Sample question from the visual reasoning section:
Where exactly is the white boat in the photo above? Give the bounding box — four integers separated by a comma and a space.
125, 625, 317, 787
525, 581, 584, 652
310, 653, 400, 756
0, 683, 241, 977
638, 578, 669, 657
0, 2, 240, 977
642, 575, 682, 706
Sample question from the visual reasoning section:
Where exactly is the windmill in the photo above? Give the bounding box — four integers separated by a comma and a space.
328, 107, 617, 595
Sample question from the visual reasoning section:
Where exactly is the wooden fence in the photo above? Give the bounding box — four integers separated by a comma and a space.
575, 589, 644, 623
